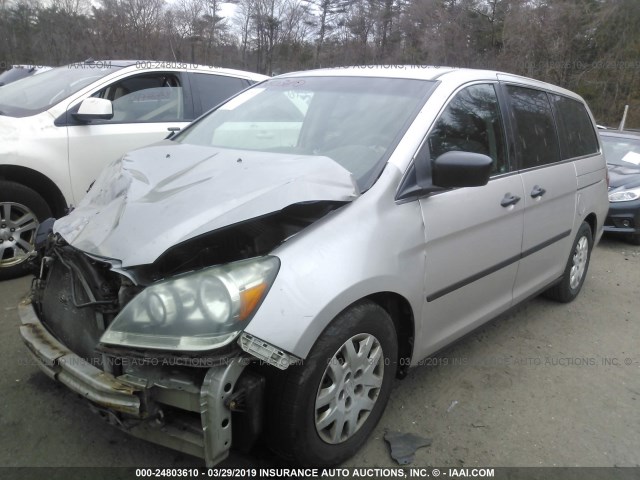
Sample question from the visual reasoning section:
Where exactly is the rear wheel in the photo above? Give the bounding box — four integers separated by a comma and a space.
544, 221, 593, 303
267, 300, 397, 466
0, 181, 51, 280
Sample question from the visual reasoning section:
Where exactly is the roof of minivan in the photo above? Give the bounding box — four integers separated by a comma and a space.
277, 65, 582, 100
278, 65, 461, 80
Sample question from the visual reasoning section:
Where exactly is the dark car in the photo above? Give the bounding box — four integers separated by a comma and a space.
0, 65, 51, 86
600, 130, 640, 244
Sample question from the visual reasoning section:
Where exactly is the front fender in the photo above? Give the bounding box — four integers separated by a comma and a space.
244, 166, 426, 359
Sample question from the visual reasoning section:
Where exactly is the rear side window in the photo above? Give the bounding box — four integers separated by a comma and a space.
191, 73, 248, 113
551, 95, 599, 159
505, 85, 560, 169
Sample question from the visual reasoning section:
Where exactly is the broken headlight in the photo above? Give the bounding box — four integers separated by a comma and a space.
100, 256, 280, 351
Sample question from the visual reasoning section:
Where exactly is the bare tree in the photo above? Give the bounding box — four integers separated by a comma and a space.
304, 0, 352, 66
201, 0, 228, 63
121, 0, 166, 57
234, 0, 255, 67
51, 0, 90, 15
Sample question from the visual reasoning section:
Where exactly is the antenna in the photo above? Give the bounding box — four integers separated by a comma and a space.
618, 105, 629, 131
169, 38, 178, 62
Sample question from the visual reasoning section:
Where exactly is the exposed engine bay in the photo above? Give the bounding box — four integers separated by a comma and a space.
135, 201, 346, 283
32, 200, 344, 363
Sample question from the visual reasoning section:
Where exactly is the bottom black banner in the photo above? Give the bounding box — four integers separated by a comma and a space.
2, 467, 639, 480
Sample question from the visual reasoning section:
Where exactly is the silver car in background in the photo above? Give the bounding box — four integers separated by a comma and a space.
19, 67, 609, 466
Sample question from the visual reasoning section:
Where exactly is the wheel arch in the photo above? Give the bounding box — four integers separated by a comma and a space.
584, 211, 597, 237
365, 292, 415, 379
0, 165, 67, 217
279, 291, 417, 380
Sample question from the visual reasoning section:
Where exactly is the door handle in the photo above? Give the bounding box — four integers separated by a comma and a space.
500, 193, 521, 208
530, 185, 546, 198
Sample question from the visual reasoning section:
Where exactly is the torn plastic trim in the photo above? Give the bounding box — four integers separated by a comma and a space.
384, 431, 432, 465
18, 298, 142, 416
239, 332, 301, 370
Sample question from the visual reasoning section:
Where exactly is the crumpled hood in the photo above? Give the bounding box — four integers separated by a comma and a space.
54, 141, 359, 267
607, 163, 640, 190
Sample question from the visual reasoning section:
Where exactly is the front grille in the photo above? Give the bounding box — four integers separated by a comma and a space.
37, 248, 120, 367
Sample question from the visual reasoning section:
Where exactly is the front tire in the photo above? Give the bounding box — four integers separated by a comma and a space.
0, 181, 51, 280
544, 221, 593, 303
267, 300, 398, 466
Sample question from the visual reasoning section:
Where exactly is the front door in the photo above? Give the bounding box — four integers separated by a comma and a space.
417, 83, 524, 356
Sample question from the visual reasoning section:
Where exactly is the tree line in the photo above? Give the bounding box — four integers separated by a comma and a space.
0, 0, 639, 126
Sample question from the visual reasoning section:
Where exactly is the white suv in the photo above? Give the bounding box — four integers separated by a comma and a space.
0, 60, 267, 279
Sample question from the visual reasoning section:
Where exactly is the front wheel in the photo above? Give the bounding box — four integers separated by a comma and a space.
0, 181, 52, 280
544, 221, 593, 303
267, 300, 398, 466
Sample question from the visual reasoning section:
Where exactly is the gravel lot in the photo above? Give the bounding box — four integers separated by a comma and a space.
0, 236, 638, 469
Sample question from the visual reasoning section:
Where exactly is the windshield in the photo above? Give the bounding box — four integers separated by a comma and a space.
175, 76, 435, 189
601, 134, 640, 167
0, 63, 123, 117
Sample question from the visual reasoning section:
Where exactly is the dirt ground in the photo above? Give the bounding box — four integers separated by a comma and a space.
0, 235, 638, 469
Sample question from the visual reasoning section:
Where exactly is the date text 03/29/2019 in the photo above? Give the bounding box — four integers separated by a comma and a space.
135, 467, 496, 478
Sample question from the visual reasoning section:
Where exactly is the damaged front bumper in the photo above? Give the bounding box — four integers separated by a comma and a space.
18, 297, 258, 466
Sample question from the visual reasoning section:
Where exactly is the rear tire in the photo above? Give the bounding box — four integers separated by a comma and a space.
544, 221, 593, 303
0, 181, 51, 280
266, 300, 398, 466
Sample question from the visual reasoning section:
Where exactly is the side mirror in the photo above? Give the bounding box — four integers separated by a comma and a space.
73, 97, 114, 122
432, 151, 492, 188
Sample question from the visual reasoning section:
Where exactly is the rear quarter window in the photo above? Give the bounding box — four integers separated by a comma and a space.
551, 95, 599, 159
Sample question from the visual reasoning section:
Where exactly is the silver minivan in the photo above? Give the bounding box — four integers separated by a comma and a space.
19, 67, 609, 466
